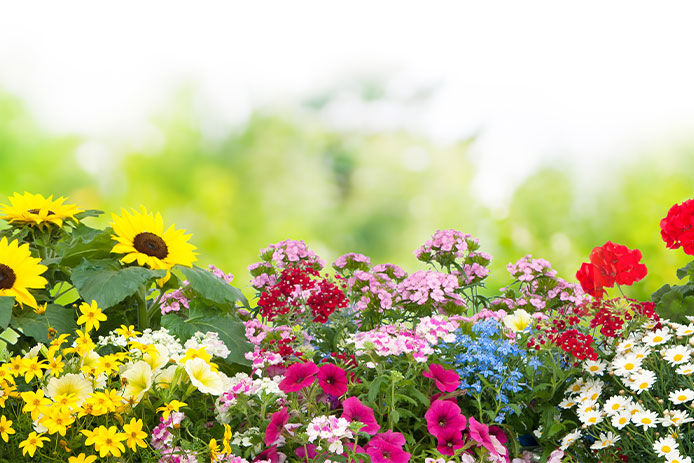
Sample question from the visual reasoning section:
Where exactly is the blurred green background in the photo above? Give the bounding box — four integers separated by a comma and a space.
1, 87, 692, 303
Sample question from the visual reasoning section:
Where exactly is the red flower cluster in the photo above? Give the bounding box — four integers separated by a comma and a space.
661, 199, 694, 255
553, 329, 597, 361
589, 299, 660, 337
257, 264, 348, 323
576, 241, 647, 298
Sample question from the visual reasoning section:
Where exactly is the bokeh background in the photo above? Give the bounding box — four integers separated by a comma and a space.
1, 1, 693, 300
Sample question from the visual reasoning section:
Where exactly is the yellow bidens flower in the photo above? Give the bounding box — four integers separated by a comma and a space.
68, 453, 98, 463
123, 418, 148, 452
77, 300, 107, 332
0, 192, 83, 228
110, 207, 197, 283
157, 400, 187, 420
82, 425, 127, 458
115, 324, 140, 339
0, 237, 48, 308
18, 431, 49, 457
0, 415, 15, 442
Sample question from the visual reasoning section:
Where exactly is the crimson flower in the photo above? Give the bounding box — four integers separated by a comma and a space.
254, 446, 282, 463
317, 363, 348, 396
422, 363, 460, 392
661, 199, 694, 255
436, 429, 464, 456
576, 241, 647, 298
365, 432, 410, 463
424, 399, 466, 439
341, 396, 380, 434
278, 362, 318, 393
264, 407, 289, 446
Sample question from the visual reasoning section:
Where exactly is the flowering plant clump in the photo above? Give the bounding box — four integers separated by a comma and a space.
2, 192, 694, 463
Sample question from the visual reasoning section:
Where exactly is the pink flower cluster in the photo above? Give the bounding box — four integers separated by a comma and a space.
456, 263, 490, 285
305, 415, 354, 454
398, 270, 464, 309
249, 240, 325, 291
415, 316, 459, 345
506, 255, 556, 281
348, 325, 434, 362
333, 252, 371, 271
349, 270, 398, 313
415, 229, 479, 262
151, 412, 197, 463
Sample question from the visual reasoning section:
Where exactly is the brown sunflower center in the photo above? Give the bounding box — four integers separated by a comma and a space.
133, 232, 169, 259
0, 264, 16, 290
27, 209, 55, 215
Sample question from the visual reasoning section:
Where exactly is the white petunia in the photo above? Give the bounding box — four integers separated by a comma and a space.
653, 436, 679, 457
669, 388, 694, 404
632, 409, 659, 429
643, 328, 672, 346
590, 432, 619, 450
662, 345, 691, 365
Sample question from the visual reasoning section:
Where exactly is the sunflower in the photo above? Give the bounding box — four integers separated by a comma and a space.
110, 207, 197, 276
0, 237, 47, 308
0, 192, 83, 228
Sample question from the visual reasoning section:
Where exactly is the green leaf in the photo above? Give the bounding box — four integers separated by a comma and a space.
0, 327, 20, 345
368, 376, 386, 403
180, 265, 249, 309
59, 228, 115, 267
677, 261, 694, 280
161, 303, 251, 366
74, 209, 104, 220
71, 259, 162, 309
45, 304, 77, 335
12, 312, 49, 343
0, 296, 13, 329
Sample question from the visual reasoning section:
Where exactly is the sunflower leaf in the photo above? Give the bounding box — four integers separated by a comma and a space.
0, 296, 13, 329
71, 259, 163, 309
58, 227, 115, 267
179, 265, 250, 309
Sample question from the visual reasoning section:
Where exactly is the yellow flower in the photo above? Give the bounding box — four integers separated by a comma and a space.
46, 373, 93, 406
123, 418, 148, 452
179, 346, 213, 365
209, 438, 221, 462
95, 354, 122, 377
40, 409, 74, 436
184, 357, 224, 395
34, 303, 47, 315
47, 354, 65, 376
0, 237, 47, 308
7, 355, 25, 377
156, 400, 187, 420
115, 324, 140, 339
110, 206, 197, 283
21, 389, 52, 420
22, 356, 47, 383
222, 423, 232, 454
121, 360, 153, 403
18, 431, 49, 457
52, 392, 80, 413
503, 309, 534, 332
68, 453, 98, 463
74, 329, 95, 357
0, 415, 15, 442
0, 192, 83, 228
76, 300, 107, 332
82, 425, 127, 457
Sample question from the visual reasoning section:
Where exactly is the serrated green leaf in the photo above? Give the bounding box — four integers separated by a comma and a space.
59, 229, 116, 267
180, 265, 249, 309
0, 296, 13, 329
71, 259, 162, 309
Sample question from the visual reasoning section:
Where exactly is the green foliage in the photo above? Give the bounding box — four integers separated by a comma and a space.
180, 265, 249, 309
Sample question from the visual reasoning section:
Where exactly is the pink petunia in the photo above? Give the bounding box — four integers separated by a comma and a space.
467, 416, 498, 456
423, 364, 460, 392
278, 362, 319, 393
366, 432, 410, 463
436, 429, 464, 456
424, 400, 466, 439
264, 407, 289, 446
295, 444, 319, 462
317, 363, 348, 396
341, 397, 380, 435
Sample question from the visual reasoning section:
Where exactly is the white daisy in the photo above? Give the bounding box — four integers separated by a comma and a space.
629, 369, 656, 394
669, 388, 694, 404
644, 328, 672, 346
631, 345, 652, 360
576, 399, 598, 415
611, 411, 631, 429
662, 345, 691, 365
653, 436, 679, 457
578, 409, 602, 426
612, 354, 642, 376
616, 335, 639, 353
584, 360, 606, 376
632, 409, 659, 429
559, 430, 581, 450
662, 409, 693, 427
676, 324, 694, 336
567, 378, 585, 395
666, 453, 692, 463
676, 363, 694, 376
603, 396, 629, 416
559, 397, 577, 409
686, 315, 694, 323
590, 431, 619, 450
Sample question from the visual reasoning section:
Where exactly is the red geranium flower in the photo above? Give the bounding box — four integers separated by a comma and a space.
264, 407, 289, 446
341, 396, 380, 435
278, 361, 318, 393
576, 241, 647, 298
661, 199, 694, 255
317, 363, 348, 396
424, 399, 466, 439
422, 363, 460, 392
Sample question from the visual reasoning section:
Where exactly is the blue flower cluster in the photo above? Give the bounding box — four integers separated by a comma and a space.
445, 318, 535, 423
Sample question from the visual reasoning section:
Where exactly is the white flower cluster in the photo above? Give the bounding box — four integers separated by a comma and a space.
215, 373, 285, 424
184, 331, 231, 359
305, 415, 354, 455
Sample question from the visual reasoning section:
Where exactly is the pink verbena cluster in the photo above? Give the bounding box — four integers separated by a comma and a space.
151, 412, 197, 463
347, 325, 434, 362
415, 315, 460, 345
305, 415, 355, 454
415, 230, 492, 284
349, 270, 399, 313
397, 270, 465, 310
249, 240, 325, 291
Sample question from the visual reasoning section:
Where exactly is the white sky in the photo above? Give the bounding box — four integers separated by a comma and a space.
1, 1, 694, 205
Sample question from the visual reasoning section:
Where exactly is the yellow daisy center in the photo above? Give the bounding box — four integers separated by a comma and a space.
678, 394, 687, 401
653, 336, 663, 343
674, 354, 683, 361
641, 417, 651, 424
662, 445, 671, 452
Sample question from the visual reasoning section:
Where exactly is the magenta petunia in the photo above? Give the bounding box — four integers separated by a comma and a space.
278, 361, 319, 393
436, 429, 464, 456
254, 446, 282, 463
317, 363, 348, 396
295, 444, 319, 461
468, 416, 498, 455
424, 399, 466, 439
422, 363, 460, 392
264, 407, 289, 446
341, 396, 380, 435
366, 431, 411, 463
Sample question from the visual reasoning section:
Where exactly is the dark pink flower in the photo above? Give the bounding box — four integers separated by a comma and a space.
436, 429, 464, 456
366, 432, 410, 463
422, 364, 460, 392
341, 397, 380, 435
254, 446, 283, 463
295, 444, 319, 461
342, 442, 366, 463
278, 362, 318, 393
264, 407, 289, 446
488, 426, 510, 462
468, 416, 497, 455
317, 363, 348, 396
424, 399, 466, 439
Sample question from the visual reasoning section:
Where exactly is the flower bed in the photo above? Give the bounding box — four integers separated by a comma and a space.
0, 192, 693, 462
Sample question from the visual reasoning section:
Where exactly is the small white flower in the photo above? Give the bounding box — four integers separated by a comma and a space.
676, 324, 694, 336
653, 436, 679, 457
503, 309, 533, 332
603, 396, 629, 416
632, 409, 659, 429
584, 359, 606, 376
666, 453, 692, 463
676, 363, 694, 376
662, 345, 691, 365
611, 411, 631, 429
643, 328, 672, 346
559, 430, 581, 450
590, 431, 619, 450
558, 398, 577, 409
566, 378, 585, 395
616, 335, 639, 353
612, 354, 642, 376
669, 388, 694, 404
629, 369, 656, 394
578, 409, 602, 426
